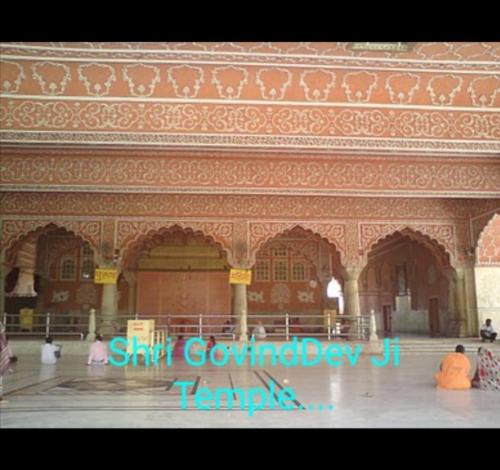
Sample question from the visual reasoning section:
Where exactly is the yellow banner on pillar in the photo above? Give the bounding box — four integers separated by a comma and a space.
19, 308, 34, 332
94, 268, 118, 284
229, 269, 252, 285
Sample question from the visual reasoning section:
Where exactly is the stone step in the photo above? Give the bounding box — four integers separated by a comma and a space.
390, 343, 500, 354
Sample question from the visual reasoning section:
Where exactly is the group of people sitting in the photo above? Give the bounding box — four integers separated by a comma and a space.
173, 335, 222, 360
222, 319, 267, 340
1, 316, 498, 405
434, 319, 498, 391
40, 335, 108, 366
435, 344, 500, 391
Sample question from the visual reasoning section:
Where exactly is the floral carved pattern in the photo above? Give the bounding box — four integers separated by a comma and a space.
3, 100, 498, 141
256, 67, 292, 101
123, 64, 160, 97
2, 154, 499, 195
248, 222, 346, 265
77, 63, 116, 97
1, 60, 26, 94
31, 62, 71, 95
3, 42, 500, 65
3, 193, 497, 221
467, 76, 500, 108
477, 213, 500, 266
166, 65, 204, 99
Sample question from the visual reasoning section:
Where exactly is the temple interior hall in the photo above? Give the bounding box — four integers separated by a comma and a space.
0, 42, 499, 428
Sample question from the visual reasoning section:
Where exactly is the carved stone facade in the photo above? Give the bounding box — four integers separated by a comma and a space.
1, 43, 499, 155
1, 150, 499, 197
477, 214, 500, 266
1, 43, 499, 337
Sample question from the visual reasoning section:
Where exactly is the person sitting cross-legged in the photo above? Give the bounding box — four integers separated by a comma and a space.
172, 335, 187, 359
86, 334, 108, 365
252, 320, 267, 340
434, 345, 471, 390
480, 319, 497, 343
41, 337, 61, 365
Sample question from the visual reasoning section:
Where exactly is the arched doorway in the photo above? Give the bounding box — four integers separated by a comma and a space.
249, 226, 344, 338
4, 225, 99, 335
122, 225, 231, 335
361, 229, 454, 337
326, 277, 344, 314
475, 212, 500, 333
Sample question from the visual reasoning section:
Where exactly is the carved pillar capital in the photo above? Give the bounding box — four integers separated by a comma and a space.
342, 266, 364, 281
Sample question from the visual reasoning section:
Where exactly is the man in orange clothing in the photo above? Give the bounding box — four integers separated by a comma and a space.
434, 344, 471, 390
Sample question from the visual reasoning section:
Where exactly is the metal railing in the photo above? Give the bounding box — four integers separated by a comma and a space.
1, 312, 136, 340
2, 311, 372, 342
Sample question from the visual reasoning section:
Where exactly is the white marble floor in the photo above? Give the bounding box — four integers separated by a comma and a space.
1, 353, 499, 428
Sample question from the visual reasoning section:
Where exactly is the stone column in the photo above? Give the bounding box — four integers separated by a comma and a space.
123, 271, 137, 316
455, 268, 468, 337
35, 276, 48, 314
99, 270, 119, 335
463, 262, 479, 337
445, 269, 457, 335
0, 250, 6, 319
233, 283, 248, 341
86, 308, 96, 341
343, 267, 363, 317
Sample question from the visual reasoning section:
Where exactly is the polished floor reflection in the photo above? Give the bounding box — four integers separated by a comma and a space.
1, 353, 499, 428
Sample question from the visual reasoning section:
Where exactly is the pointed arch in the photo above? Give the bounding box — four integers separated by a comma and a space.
248, 222, 346, 266
360, 223, 455, 269
2, 220, 101, 267
476, 212, 500, 266
117, 221, 232, 270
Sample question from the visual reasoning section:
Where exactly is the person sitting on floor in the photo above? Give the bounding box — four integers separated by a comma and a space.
86, 334, 108, 365
206, 336, 216, 357
172, 335, 187, 359
480, 319, 497, 343
222, 319, 235, 337
471, 347, 500, 391
41, 337, 61, 365
434, 344, 471, 390
205, 336, 225, 361
252, 320, 267, 340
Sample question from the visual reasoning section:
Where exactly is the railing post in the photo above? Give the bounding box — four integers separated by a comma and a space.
199, 313, 203, 338
327, 312, 331, 341
150, 330, 154, 357
285, 313, 289, 342
368, 310, 378, 342
86, 308, 96, 342
2, 312, 7, 330
45, 312, 50, 338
